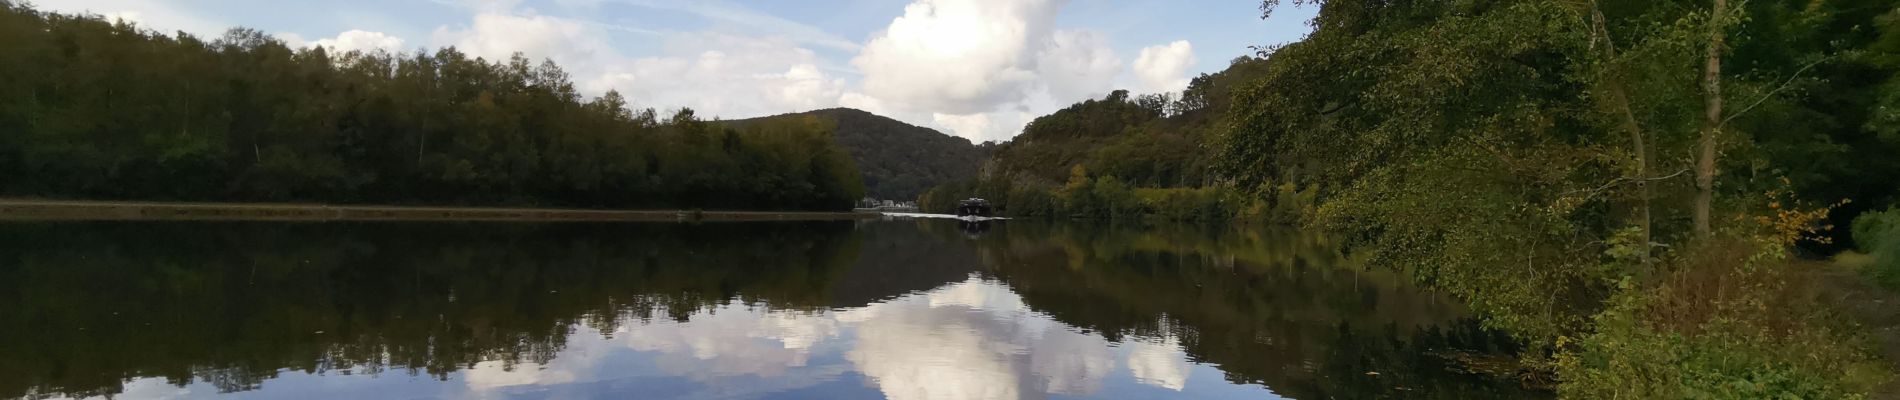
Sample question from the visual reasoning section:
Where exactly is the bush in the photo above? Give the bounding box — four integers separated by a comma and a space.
1556, 239, 1887, 399
1853, 208, 1900, 289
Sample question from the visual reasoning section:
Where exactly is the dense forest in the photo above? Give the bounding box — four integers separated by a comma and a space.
734, 108, 991, 200
918, 59, 1290, 221
0, 2, 863, 211
926, 0, 1900, 397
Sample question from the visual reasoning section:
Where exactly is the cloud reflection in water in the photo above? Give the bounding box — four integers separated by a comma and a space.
451, 276, 1235, 400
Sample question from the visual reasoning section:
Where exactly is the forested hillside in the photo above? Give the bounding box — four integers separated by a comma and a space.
982, 57, 1270, 187
0, 3, 863, 211
919, 58, 1284, 220
733, 108, 989, 200
927, 0, 1900, 396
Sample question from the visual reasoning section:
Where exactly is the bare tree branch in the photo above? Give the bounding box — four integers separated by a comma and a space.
1561, 168, 1692, 203
1720, 56, 1830, 128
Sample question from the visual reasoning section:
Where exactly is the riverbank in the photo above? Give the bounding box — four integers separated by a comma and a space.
0, 199, 879, 222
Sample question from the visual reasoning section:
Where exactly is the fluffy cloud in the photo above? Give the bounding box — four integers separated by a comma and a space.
591, 31, 845, 117
930, 113, 993, 143
1037, 29, 1123, 102
463, 360, 577, 390
32, 0, 226, 37
846, 0, 1134, 141
433, 12, 615, 68
309, 30, 407, 54
852, 0, 1064, 115
602, 278, 1134, 400
623, 308, 841, 378
428, 9, 843, 119
1125, 336, 1192, 391
100, 10, 140, 24
1132, 40, 1198, 93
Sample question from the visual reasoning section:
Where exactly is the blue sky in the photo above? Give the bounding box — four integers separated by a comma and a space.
35, 0, 1317, 141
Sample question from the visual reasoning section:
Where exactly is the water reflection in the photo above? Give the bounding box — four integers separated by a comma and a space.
0, 220, 1537, 399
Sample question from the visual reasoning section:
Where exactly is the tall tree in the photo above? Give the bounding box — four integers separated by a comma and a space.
1696, 0, 1730, 237
1589, 0, 1655, 264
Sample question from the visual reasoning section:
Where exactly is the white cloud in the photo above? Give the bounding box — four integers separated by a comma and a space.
427, 8, 845, 120
100, 10, 140, 24
275, 32, 310, 48
434, 12, 614, 67
851, 0, 1064, 115
1037, 29, 1122, 102
931, 113, 992, 143
1125, 336, 1192, 391
844, 0, 1138, 142
1030, 328, 1115, 395
591, 31, 846, 117
623, 308, 839, 379
309, 30, 406, 54
464, 360, 577, 390
33, 0, 226, 37
1132, 40, 1197, 93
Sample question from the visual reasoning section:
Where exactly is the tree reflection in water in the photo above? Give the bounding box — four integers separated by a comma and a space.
0, 220, 1537, 399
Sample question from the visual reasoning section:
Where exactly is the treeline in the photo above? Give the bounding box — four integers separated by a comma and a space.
0, 3, 862, 210
734, 108, 991, 200
919, 165, 1315, 223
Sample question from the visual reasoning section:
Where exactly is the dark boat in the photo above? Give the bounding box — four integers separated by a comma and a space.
956, 198, 992, 217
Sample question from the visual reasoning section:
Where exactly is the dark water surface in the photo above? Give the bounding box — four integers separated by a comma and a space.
0, 218, 1537, 399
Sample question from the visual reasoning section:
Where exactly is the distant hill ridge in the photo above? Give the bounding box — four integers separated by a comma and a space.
733, 108, 991, 200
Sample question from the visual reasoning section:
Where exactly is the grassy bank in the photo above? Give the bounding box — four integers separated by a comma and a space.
0, 200, 878, 222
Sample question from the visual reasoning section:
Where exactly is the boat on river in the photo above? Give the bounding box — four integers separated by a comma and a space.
956, 198, 992, 217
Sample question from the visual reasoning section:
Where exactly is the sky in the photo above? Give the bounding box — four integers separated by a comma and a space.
34, 0, 1318, 143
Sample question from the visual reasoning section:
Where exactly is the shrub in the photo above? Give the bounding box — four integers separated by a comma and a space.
1853, 208, 1900, 289
1556, 239, 1887, 399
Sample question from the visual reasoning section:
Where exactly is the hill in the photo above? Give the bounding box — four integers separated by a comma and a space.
979, 56, 1272, 187
734, 108, 990, 200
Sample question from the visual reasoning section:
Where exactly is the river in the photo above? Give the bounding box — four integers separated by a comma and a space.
0, 218, 1539, 399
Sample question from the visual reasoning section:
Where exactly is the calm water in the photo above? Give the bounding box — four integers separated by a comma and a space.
0, 218, 1537, 399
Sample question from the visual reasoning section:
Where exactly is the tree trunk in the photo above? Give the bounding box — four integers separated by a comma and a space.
1592, 3, 1652, 264
1696, 0, 1727, 238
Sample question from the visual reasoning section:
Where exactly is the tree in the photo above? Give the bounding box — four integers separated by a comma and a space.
1696, 0, 1730, 237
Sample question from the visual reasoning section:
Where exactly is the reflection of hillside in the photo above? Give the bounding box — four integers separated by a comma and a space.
0, 222, 865, 399
825, 220, 984, 308
961, 221, 1540, 399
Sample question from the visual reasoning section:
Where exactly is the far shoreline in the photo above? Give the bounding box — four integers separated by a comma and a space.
0, 199, 880, 222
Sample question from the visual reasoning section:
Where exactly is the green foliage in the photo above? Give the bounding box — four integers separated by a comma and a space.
1854, 208, 1900, 289
1206, 0, 1900, 395
0, 3, 862, 210
1558, 290, 1881, 399
982, 59, 1272, 187
1556, 242, 1888, 399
